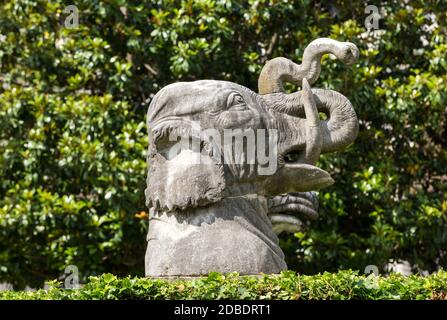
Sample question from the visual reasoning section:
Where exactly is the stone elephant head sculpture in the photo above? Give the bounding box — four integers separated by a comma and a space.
145, 38, 359, 277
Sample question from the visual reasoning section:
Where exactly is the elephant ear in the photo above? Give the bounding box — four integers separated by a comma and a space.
145, 141, 225, 212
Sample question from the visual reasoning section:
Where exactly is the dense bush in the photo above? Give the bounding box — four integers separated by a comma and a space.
1, 271, 447, 300
0, 0, 446, 288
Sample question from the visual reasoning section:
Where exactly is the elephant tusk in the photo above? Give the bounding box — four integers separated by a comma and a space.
301, 78, 322, 165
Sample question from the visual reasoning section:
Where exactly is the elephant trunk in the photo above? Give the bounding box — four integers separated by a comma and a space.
272, 79, 322, 165
264, 89, 358, 154
258, 38, 359, 94
313, 89, 358, 153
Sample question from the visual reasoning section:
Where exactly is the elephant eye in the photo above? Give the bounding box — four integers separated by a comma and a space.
227, 92, 247, 111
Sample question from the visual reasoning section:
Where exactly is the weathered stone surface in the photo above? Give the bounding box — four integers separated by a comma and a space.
145, 196, 286, 276
145, 38, 359, 277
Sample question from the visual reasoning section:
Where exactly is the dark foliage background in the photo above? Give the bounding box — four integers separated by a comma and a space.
0, 0, 445, 288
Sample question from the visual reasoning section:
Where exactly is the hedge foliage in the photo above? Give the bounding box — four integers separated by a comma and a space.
0, 0, 446, 288
1, 271, 447, 300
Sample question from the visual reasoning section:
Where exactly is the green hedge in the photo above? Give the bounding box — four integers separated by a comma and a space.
1, 271, 447, 300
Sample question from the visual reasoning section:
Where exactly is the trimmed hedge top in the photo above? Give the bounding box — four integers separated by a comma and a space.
1, 270, 446, 300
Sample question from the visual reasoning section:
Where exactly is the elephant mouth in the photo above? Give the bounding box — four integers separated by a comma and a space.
268, 191, 320, 234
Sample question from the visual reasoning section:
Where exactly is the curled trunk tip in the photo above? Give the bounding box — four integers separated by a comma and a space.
258, 38, 359, 95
